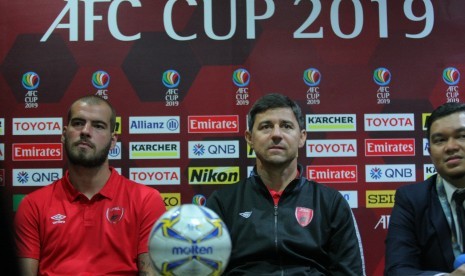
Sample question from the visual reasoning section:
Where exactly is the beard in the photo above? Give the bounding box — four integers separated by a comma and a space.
64, 136, 111, 168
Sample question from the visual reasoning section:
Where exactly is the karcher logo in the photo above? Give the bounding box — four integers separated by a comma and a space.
306, 114, 356, 132
188, 167, 240, 184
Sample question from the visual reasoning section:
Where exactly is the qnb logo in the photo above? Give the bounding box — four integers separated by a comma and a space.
92, 70, 110, 89
443, 67, 460, 86
303, 68, 321, 87
22, 72, 40, 90
162, 70, 180, 88
366, 164, 416, 182
172, 245, 213, 255
16, 171, 29, 184
193, 144, 206, 156
373, 67, 391, 86
232, 68, 250, 87
370, 167, 383, 180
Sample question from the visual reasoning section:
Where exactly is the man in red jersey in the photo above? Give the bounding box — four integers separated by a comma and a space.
15, 95, 166, 276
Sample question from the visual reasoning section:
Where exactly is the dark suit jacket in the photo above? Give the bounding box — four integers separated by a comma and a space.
385, 174, 455, 275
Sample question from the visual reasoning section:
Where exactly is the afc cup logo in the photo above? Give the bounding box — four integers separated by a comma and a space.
232, 68, 250, 87
92, 70, 110, 89
303, 68, 321, 87
443, 67, 460, 86
22, 72, 40, 90
373, 67, 391, 86
162, 70, 180, 88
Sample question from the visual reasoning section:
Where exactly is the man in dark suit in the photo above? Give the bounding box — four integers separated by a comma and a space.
385, 102, 465, 275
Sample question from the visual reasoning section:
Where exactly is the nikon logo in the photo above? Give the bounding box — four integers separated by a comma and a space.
188, 167, 239, 185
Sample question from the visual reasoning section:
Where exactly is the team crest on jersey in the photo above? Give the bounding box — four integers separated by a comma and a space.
295, 207, 313, 227
106, 206, 125, 224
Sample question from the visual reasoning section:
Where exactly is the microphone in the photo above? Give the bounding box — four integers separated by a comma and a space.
454, 254, 465, 269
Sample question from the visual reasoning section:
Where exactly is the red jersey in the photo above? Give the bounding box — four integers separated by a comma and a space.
14, 167, 166, 276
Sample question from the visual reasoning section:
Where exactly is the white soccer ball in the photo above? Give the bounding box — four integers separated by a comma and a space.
148, 204, 232, 275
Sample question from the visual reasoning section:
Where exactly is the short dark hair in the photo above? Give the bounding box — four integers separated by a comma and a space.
67, 95, 117, 132
247, 93, 305, 131
426, 102, 465, 140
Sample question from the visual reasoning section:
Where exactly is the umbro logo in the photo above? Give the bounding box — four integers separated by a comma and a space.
51, 214, 66, 224
239, 211, 252, 218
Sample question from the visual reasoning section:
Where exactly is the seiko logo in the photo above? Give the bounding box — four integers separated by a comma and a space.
366, 190, 396, 208
365, 138, 415, 156
161, 193, 181, 209
129, 167, 180, 185
188, 115, 239, 133
12, 143, 63, 161
306, 139, 357, 157
13, 118, 62, 135
306, 114, 356, 132
129, 116, 180, 134
307, 165, 357, 183
188, 167, 240, 184
364, 114, 414, 131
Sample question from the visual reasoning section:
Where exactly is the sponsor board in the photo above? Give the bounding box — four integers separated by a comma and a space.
247, 143, 256, 158
13, 168, 62, 186
247, 166, 254, 177
0, 143, 4, 161
374, 215, 391, 229
129, 167, 181, 185
0, 118, 4, 135
129, 142, 180, 159
365, 138, 415, 156
424, 164, 436, 180
423, 138, 429, 156
306, 114, 356, 132
115, 116, 122, 134
340, 191, 358, 208
364, 113, 414, 131
13, 117, 62, 135
188, 166, 240, 184
422, 113, 431, 130
188, 115, 239, 133
108, 142, 122, 160
306, 139, 357, 157
188, 140, 239, 159
365, 164, 416, 182
12, 143, 63, 161
129, 116, 180, 134
0, 169, 4, 186
161, 193, 181, 209
307, 165, 357, 183
366, 190, 396, 208
13, 194, 26, 211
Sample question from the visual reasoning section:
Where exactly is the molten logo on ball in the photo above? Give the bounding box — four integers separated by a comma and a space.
149, 204, 232, 275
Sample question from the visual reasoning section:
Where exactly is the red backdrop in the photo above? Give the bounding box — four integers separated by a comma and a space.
1, 1, 465, 274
